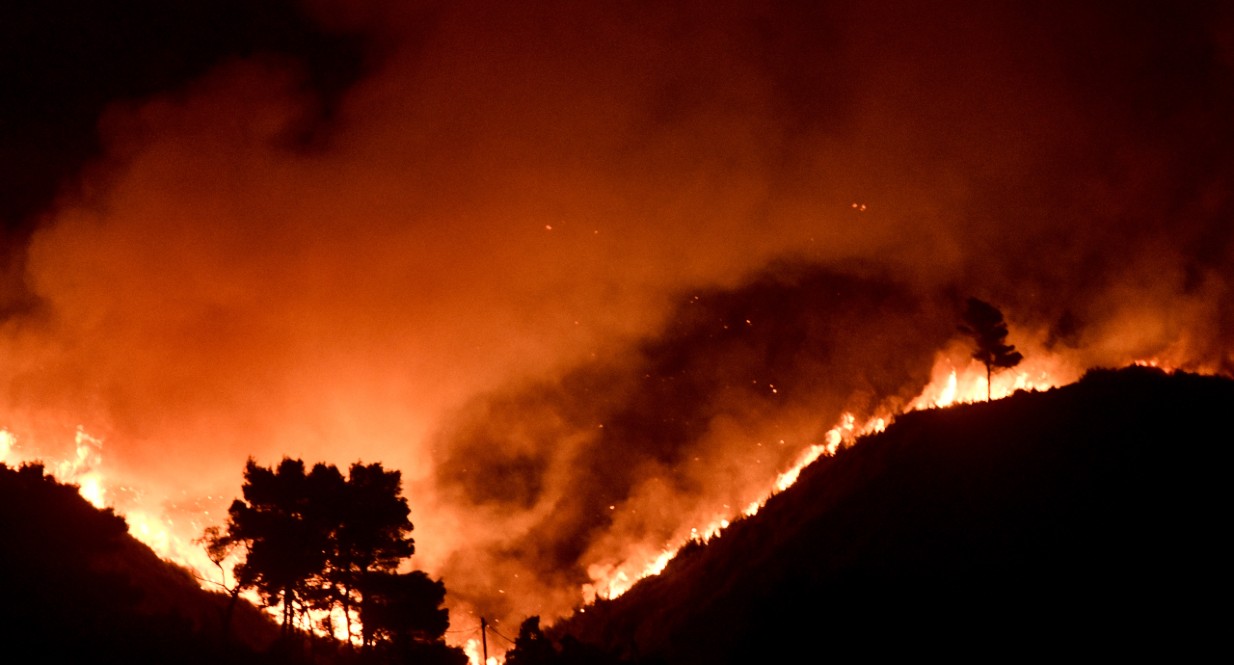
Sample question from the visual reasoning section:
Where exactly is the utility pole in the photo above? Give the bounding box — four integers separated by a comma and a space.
480, 616, 489, 664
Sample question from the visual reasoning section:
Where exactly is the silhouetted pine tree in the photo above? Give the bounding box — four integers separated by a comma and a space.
959, 297, 1023, 400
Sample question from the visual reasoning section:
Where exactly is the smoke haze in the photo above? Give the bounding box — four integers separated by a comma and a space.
2, 0, 1231, 628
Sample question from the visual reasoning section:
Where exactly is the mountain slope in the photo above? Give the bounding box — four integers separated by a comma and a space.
0, 461, 279, 663
558, 367, 1231, 661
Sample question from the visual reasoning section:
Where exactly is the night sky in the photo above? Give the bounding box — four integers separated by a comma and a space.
2, 0, 1232, 628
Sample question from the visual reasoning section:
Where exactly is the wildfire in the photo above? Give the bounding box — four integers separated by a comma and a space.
0, 335, 1090, 625
581, 342, 1083, 605
909, 342, 1075, 410
581, 406, 888, 604
0, 426, 229, 588
463, 638, 500, 665
0, 429, 13, 464
0, 335, 1196, 661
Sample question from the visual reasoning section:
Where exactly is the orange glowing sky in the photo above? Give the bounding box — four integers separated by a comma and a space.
1, 0, 1232, 633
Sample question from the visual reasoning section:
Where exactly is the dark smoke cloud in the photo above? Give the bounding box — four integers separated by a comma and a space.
432, 264, 956, 619
0, 0, 366, 308
1, 0, 1232, 634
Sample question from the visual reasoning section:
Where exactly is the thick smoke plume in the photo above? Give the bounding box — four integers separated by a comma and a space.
431, 264, 958, 620
1, 0, 1231, 633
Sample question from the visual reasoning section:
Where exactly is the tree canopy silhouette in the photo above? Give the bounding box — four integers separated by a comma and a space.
206, 456, 458, 658
214, 458, 335, 634
504, 616, 561, 665
959, 297, 1023, 401
359, 570, 460, 663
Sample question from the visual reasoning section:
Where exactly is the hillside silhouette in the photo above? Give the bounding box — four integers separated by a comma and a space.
556, 366, 1230, 662
0, 462, 281, 663
0, 458, 468, 664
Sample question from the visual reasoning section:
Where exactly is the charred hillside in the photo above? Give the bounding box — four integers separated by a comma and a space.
0, 462, 279, 663
557, 366, 1231, 661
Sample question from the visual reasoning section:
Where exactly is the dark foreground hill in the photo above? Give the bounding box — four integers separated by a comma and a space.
556, 367, 1231, 662
0, 462, 280, 664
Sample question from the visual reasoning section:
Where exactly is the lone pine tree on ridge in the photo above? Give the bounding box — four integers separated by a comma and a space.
960, 297, 1023, 401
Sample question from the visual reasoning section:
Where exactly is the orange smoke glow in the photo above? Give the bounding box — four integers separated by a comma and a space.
2, 4, 1231, 659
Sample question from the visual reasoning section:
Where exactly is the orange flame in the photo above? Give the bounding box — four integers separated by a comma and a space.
580, 341, 1084, 605
463, 638, 501, 665
0, 331, 1205, 651
0, 426, 229, 589
581, 407, 889, 604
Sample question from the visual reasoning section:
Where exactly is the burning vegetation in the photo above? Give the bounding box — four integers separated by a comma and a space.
547, 366, 1233, 662
2, 1, 1234, 662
